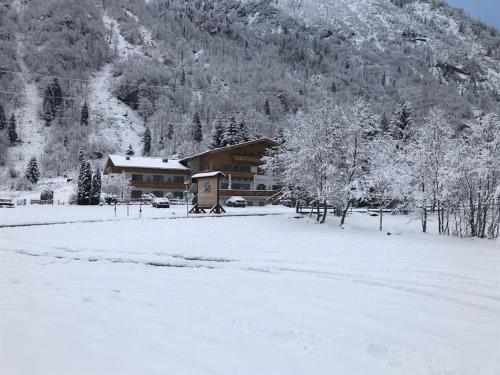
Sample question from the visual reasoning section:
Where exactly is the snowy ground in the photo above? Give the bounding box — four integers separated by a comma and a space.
0, 210, 498, 374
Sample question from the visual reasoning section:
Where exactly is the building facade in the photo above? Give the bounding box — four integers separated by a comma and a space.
103, 138, 281, 205
181, 138, 282, 206
103, 155, 190, 200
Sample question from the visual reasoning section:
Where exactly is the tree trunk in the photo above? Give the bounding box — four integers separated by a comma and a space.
379, 207, 383, 231
316, 201, 321, 222
422, 206, 427, 233
340, 201, 351, 226
320, 199, 327, 224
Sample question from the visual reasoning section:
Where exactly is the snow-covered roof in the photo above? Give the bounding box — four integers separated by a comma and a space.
191, 171, 225, 180
108, 155, 190, 171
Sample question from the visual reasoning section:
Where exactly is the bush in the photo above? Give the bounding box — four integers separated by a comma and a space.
8, 167, 19, 179
40, 190, 54, 202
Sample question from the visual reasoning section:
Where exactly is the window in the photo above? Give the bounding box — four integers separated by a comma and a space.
153, 175, 164, 183
131, 174, 143, 182
256, 184, 267, 191
152, 191, 164, 197
221, 183, 229, 189
174, 176, 184, 184
131, 190, 142, 199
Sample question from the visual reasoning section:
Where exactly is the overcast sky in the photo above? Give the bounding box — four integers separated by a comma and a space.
446, 0, 500, 28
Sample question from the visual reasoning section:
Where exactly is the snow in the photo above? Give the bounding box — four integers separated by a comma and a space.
6, 36, 46, 173
191, 171, 225, 179
109, 154, 189, 171
0, 209, 498, 374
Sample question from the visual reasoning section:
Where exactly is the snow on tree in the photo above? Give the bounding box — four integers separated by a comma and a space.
8, 113, 18, 145
389, 100, 414, 145
42, 78, 64, 126
80, 102, 89, 126
0, 104, 6, 131
25, 157, 41, 184
78, 148, 85, 163
143, 127, 152, 156
166, 124, 174, 140
210, 116, 225, 149
90, 168, 102, 205
126, 144, 135, 156
192, 111, 202, 143
76, 159, 92, 205
102, 173, 131, 199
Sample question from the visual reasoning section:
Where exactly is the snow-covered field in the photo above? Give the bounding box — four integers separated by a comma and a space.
0, 209, 498, 374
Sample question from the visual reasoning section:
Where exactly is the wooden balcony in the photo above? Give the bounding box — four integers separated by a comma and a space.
220, 189, 279, 197
131, 181, 186, 190
232, 155, 263, 163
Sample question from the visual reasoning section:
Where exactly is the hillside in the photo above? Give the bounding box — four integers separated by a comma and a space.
0, 0, 498, 187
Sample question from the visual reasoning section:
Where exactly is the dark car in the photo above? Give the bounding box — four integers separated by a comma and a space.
0, 198, 15, 208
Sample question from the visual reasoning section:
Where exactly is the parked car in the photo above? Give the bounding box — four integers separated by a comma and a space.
0, 198, 15, 208
226, 196, 246, 207
141, 193, 156, 204
152, 197, 170, 208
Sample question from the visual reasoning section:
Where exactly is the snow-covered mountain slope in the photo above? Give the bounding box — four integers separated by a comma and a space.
0, 0, 498, 186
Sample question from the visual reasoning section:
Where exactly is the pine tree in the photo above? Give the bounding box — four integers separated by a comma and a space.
180, 68, 186, 86
8, 113, 18, 145
192, 111, 202, 142
238, 117, 249, 143
390, 101, 414, 144
264, 99, 271, 117
63, 135, 69, 149
276, 128, 286, 144
0, 104, 6, 131
78, 148, 85, 162
126, 144, 135, 156
25, 157, 40, 184
166, 123, 174, 140
77, 159, 92, 205
89, 168, 102, 205
210, 116, 225, 149
222, 115, 239, 146
80, 102, 89, 126
42, 78, 64, 125
142, 127, 152, 156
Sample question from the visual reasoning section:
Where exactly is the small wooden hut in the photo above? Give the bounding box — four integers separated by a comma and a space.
189, 171, 226, 214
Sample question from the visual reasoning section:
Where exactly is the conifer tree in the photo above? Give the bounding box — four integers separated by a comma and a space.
90, 168, 102, 205
390, 101, 414, 144
0, 104, 6, 131
80, 102, 89, 126
238, 117, 249, 143
77, 159, 92, 205
166, 123, 174, 140
78, 148, 85, 162
42, 78, 64, 125
221, 115, 239, 146
180, 68, 186, 86
63, 135, 69, 149
192, 111, 202, 142
142, 127, 152, 156
25, 157, 41, 184
126, 144, 135, 156
8, 113, 18, 145
264, 99, 271, 117
210, 116, 225, 149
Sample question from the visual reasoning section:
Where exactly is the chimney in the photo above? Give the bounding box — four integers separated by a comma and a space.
162, 158, 169, 163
